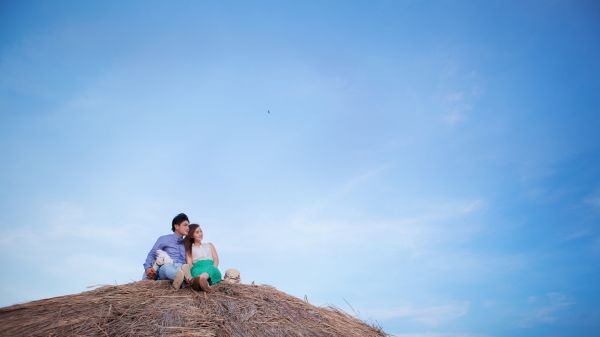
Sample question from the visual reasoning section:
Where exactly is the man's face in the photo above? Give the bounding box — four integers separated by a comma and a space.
174, 220, 190, 236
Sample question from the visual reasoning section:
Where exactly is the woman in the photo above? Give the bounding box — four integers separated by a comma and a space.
183, 224, 222, 292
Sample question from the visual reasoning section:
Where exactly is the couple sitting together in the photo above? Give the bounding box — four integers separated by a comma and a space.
143, 213, 222, 291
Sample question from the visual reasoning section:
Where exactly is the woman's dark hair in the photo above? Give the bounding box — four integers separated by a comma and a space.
183, 224, 200, 259
171, 213, 189, 232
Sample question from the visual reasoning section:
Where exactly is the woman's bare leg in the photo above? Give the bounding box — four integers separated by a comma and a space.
192, 273, 212, 292
199, 273, 212, 292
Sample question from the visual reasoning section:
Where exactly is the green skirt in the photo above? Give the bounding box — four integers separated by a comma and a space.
191, 259, 222, 285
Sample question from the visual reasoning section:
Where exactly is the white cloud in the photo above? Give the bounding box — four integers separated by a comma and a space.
213, 167, 490, 277
584, 196, 600, 209
220, 192, 486, 257
518, 292, 574, 327
60, 254, 142, 283
0, 202, 147, 248
438, 64, 484, 126
445, 92, 465, 103
364, 301, 470, 326
48, 222, 146, 246
289, 165, 390, 221
290, 197, 485, 250
444, 103, 472, 125
562, 227, 593, 241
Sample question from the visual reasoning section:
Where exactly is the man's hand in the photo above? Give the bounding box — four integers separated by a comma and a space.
146, 268, 157, 280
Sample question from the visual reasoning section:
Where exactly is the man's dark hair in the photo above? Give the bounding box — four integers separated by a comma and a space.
171, 213, 189, 232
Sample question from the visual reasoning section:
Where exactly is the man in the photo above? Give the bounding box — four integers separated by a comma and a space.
143, 213, 191, 289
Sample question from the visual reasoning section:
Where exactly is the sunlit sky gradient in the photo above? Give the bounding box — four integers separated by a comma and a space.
1, 1, 599, 336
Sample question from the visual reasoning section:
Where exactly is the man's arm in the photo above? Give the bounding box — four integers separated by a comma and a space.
143, 237, 163, 278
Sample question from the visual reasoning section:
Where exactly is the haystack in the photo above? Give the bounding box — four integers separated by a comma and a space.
0, 280, 387, 337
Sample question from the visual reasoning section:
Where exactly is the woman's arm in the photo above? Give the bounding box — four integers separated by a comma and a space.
186, 252, 192, 265
210, 243, 219, 267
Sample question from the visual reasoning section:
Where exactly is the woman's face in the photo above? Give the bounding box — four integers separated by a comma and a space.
194, 227, 203, 242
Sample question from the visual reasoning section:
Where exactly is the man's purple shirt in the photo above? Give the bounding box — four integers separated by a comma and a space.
143, 233, 186, 270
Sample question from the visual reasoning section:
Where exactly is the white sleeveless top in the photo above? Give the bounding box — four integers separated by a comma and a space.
191, 243, 213, 262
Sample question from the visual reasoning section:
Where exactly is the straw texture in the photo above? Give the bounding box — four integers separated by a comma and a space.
0, 280, 387, 337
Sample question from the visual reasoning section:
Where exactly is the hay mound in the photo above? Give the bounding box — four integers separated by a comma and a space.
0, 281, 387, 337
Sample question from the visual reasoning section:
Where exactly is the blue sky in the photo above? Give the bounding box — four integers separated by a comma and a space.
1, 1, 599, 336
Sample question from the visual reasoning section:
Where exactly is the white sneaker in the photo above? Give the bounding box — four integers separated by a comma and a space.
172, 270, 185, 290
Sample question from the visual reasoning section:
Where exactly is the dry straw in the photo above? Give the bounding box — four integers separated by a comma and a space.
0, 280, 388, 337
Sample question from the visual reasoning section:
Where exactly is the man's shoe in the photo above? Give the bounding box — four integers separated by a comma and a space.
172, 270, 185, 290
181, 264, 193, 283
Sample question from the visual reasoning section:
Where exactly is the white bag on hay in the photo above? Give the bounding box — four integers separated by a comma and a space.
152, 249, 174, 271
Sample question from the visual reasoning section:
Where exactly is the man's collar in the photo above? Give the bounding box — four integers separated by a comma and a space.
173, 232, 184, 243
